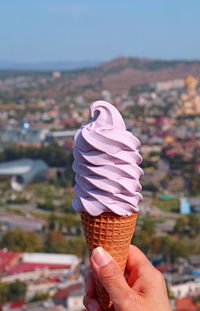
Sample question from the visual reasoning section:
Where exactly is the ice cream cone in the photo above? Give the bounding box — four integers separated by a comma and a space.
81, 212, 137, 311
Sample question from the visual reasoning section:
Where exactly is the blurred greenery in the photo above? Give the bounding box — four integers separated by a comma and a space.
47, 213, 81, 234
37, 198, 57, 212
152, 198, 180, 213
0, 142, 74, 175
8, 280, 27, 302
29, 292, 49, 303
0, 280, 27, 304
0, 228, 44, 252
132, 231, 200, 263
44, 231, 86, 258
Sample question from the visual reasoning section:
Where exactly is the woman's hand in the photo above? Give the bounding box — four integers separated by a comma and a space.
83, 245, 172, 311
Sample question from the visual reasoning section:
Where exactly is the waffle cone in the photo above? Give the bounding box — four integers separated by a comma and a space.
81, 212, 137, 311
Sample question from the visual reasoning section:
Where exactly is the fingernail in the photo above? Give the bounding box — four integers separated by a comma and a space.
88, 303, 96, 311
91, 246, 112, 268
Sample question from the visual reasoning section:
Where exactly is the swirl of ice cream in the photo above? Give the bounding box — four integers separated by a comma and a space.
72, 101, 143, 216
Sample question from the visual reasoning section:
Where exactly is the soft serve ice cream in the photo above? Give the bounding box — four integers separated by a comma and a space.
72, 101, 143, 216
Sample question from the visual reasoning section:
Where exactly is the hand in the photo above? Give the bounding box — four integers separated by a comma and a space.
83, 245, 172, 311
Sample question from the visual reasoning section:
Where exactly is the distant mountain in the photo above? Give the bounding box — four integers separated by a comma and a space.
66, 56, 200, 95
0, 60, 99, 71
1, 56, 200, 97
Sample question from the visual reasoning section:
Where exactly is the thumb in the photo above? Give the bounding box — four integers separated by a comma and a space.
90, 247, 132, 308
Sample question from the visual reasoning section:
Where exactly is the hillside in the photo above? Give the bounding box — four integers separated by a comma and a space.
66, 57, 200, 96
1, 57, 200, 98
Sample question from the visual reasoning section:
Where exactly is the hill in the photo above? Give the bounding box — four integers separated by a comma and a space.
67, 57, 200, 96
1, 57, 200, 98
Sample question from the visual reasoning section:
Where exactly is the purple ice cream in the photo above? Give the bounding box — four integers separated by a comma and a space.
72, 101, 143, 216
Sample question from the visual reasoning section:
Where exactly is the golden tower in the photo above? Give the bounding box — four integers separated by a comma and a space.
185, 74, 197, 95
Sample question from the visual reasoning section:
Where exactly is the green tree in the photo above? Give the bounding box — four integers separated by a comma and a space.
0, 283, 9, 304
29, 292, 49, 303
132, 230, 151, 254
0, 281, 27, 304
8, 280, 27, 302
58, 214, 81, 234
60, 198, 76, 214
151, 235, 173, 262
174, 217, 188, 233
66, 236, 87, 258
160, 236, 173, 262
193, 295, 200, 304
142, 219, 155, 237
188, 214, 200, 231
170, 240, 188, 262
1, 229, 43, 252
48, 214, 57, 231
38, 198, 57, 212
166, 284, 174, 299
45, 231, 69, 253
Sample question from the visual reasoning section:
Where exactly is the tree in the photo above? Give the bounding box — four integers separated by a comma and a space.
47, 213, 81, 234
0, 283, 9, 304
170, 240, 188, 262
142, 219, 155, 237
188, 214, 200, 231
151, 235, 173, 262
60, 198, 76, 214
0, 143, 73, 168
193, 295, 200, 304
38, 198, 57, 212
1, 229, 43, 252
58, 214, 81, 234
65, 236, 87, 258
174, 217, 188, 233
160, 236, 173, 262
166, 284, 174, 299
29, 292, 49, 303
48, 214, 57, 231
8, 280, 27, 302
45, 231, 69, 253
0, 281, 27, 304
132, 230, 151, 254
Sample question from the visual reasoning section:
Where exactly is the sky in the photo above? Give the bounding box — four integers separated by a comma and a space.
1, 0, 200, 63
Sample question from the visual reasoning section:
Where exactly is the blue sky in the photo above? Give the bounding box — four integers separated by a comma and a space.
1, 0, 200, 62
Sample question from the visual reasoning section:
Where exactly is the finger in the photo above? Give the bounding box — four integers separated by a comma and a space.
85, 271, 96, 298
127, 245, 157, 280
90, 246, 133, 309
127, 245, 153, 272
127, 245, 164, 292
83, 295, 102, 311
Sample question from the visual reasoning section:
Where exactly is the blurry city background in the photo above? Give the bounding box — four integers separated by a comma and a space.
0, 1, 200, 310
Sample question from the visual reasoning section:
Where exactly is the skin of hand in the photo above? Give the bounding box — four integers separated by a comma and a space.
83, 245, 172, 311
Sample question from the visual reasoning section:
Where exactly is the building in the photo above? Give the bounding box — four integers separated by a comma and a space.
179, 197, 200, 214
155, 79, 184, 92
176, 75, 200, 116
169, 281, 200, 298
54, 283, 83, 309
0, 159, 48, 191
176, 298, 196, 311
189, 198, 200, 214
0, 249, 21, 273
0, 211, 46, 233
180, 198, 191, 214
188, 255, 200, 268
1, 251, 80, 284
1, 128, 49, 144
44, 130, 76, 145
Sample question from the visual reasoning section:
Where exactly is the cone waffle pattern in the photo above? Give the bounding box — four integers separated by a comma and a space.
81, 212, 137, 311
